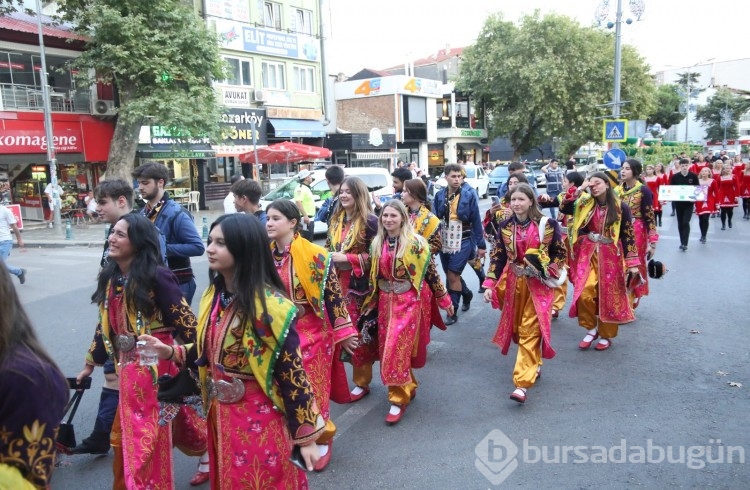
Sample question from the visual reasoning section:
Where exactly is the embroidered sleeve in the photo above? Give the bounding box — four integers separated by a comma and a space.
640, 187, 659, 243
275, 324, 324, 445
427, 226, 442, 255
546, 220, 567, 275
486, 226, 509, 281
424, 258, 448, 299
85, 318, 109, 366
323, 263, 357, 343
468, 192, 487, 249
619, 203, 640, 268
154, 268, 198, 344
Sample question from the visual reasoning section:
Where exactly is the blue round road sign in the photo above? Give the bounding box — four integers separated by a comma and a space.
603, 148, 627, 170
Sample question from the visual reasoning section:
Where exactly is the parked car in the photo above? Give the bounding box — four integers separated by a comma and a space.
525, 162, 546, 188
432, 164, 490, 199
259, 167, 393, 235
488, 166, 510, 195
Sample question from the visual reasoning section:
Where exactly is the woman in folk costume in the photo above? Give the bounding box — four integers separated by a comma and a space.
482, 173, 531, 310
481, 184, 566, 404
265, 200, 358, 472
0, 260, 68, 490
695, 167, 719, 243
539, 171, 585, 319
643, 165, 663, 227
717, 163, 740, 230
363, 200, 453, 423
400, 179, 450, 358
615, 159, 659, 309
76, 214, 199, 489
142, 213, 324, 489
560, 171, 640, 352
740, 164, 750, 220
325, 176, 379, 403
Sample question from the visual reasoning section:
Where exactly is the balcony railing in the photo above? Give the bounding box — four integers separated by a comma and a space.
436, 116, 484, 129
0, 82, 91, 113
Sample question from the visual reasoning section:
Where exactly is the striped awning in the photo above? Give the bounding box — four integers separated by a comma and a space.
353, 151, 400, 160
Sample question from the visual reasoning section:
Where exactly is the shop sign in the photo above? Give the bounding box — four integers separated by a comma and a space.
6, 204, 23, 230
460, 129, 482, 137
139, 126, 210, 145
221, 87, 252, 107
213, 17, 319, 62
150, 151, 214, 159
219, 108, 268, 146
205, 0, 249, 23
0, 128, 83, 154
335, 75, 443, 100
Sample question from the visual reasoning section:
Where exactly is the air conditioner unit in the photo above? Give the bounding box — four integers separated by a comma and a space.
253, 89, 266, 103
91, 99, 116, 116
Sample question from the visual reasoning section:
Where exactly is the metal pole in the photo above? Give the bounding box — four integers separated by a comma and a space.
35, 0, 60, 229
251, 119, 259, 170
613, 0, 623, 120
684, 76, 690, 143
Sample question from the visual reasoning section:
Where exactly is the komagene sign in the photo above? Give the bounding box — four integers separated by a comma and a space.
0, 127, 83, 154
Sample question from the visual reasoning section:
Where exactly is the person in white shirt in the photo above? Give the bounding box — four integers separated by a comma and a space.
0, 204, 26, 284
223, 174, 244, 214
43, 182, 63, 227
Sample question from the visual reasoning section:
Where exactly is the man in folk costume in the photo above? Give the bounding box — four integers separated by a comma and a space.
432, 164, 487, 325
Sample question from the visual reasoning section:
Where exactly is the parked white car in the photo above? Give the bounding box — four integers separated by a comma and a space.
432, 164, 490, 199
259, 167, 393, 235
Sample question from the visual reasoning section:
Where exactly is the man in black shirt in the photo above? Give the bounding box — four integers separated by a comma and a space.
669, 158, 699, 250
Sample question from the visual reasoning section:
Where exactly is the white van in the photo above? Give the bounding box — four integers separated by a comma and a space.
259, 167, 393, 235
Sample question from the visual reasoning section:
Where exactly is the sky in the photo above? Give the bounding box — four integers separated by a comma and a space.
325, 0, 750, 76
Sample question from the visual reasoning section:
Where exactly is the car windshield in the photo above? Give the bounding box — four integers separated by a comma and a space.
263, 177, 299, 200
465, 167, 477, 179
490, 167, 509, 178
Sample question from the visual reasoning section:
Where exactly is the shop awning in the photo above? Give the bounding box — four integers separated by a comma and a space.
353, 151, 400, 160
268, 119, 326, 138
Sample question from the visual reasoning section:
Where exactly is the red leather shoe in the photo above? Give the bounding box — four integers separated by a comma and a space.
313, 442, 332, 472
385, 404, 406, 425
410, 389, 417, 401
189, 471, 210, 486
510, 388, 527, 404
594, 338, 612, 351
578, 333, 599, 350
349, 386, 370, 403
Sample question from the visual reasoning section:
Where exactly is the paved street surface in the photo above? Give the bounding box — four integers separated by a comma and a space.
9, 201, 750, 489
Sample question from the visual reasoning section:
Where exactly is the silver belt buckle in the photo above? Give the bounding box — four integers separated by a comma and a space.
208, 377, 245, 404
115, 334, 136, 352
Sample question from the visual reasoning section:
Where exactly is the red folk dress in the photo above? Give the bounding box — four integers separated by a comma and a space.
643, 176, 662, 212
695, 179, 718, 215
717, 175, 739, 208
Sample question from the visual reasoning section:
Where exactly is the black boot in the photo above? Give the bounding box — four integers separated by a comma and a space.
460, 278, 473, 312
71, 430, 110, 455
446, 290, 461, 325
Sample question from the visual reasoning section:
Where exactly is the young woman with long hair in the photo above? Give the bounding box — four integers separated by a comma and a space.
76, 214, 199, 489
643, 165, 663, 227
560, 171, 640, 352
265, 200, 357, 471
364, 200, 453, 423
0, 261, 68, 489
616, 159, 659, 309
482, 184, 566, 404
695, 168, 718, 242
325, 176, 379, 403
143, 213, 324, 488
717, 163, 740, 229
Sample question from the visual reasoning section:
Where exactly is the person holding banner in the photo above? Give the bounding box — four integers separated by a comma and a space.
669, 159, 699, 251
695, 168, 718, 243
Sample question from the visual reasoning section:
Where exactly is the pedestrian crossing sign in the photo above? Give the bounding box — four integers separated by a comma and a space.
603, 119, 627, 142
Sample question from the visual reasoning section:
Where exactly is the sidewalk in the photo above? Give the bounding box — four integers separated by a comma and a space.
19, 208, 227, 247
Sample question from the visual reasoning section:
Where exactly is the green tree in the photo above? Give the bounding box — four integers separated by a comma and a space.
58, 0, 226, 181
695, 88, 750, 142
0, 0, 21, 15
647, 84, 684, 130
457, 11, 654, 160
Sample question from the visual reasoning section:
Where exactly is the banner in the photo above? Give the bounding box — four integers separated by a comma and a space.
658, 185, 706, 202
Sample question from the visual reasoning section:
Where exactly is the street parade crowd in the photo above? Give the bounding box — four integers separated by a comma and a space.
1, 151, 749, 489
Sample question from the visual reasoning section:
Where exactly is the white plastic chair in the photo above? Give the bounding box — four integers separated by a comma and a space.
187, 191, 200, 212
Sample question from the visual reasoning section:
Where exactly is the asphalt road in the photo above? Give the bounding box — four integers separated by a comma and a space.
10, 201, 750, 489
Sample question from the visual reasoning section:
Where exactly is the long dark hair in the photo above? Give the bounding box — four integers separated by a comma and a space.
589, 172, 620, 229
208, 214, 286, 327
625, 158, 644, 183
266, 199, 303, 235
403, 178, 428, 205
502, 173, 529, 202
0, 261, 67, 395
92, 213, 162, 317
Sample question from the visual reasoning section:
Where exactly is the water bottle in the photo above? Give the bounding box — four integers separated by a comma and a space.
137, 341, 158, 367
65, 219, 72, 240
202, 216, 208, 240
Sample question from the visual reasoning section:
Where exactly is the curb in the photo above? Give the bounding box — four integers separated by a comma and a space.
20, 241, 103, 248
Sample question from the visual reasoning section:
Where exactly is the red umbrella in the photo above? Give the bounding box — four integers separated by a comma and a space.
239, 142, 332, 164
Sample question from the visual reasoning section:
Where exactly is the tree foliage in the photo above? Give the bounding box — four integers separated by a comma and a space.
457, 11, 654, 159
647, 84, 684, 130
0, 0, 21, 15
695, 88, 750, 142
57, 0, 227, 181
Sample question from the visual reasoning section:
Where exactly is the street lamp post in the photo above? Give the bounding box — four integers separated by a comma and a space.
34, 0, 60, 229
